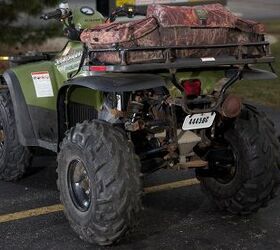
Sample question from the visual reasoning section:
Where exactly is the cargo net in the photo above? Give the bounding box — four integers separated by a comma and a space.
80, 4, 269, 66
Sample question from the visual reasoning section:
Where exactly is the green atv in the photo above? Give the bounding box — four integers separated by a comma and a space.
0, 1, 279, 246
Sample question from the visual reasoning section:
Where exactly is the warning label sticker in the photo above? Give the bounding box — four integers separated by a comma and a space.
31, 72, 54, 98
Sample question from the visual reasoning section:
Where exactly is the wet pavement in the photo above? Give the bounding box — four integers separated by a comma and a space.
0, 105, 279, 249
1, 171, 280, 250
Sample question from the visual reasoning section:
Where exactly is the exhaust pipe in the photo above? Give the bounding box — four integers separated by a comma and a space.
221, 95, 242, 118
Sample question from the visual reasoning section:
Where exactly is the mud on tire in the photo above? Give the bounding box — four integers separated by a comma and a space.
57, 120, 142, 246
197, 104, 280, 215
0, 90, 31, 181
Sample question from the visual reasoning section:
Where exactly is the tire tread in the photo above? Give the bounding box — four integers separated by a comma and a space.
57, 120, 142, 246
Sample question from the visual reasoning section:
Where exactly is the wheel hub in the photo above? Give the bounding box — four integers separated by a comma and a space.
209, 146, 237, 184
196, 145, 237, 183
67, 160, 92, 212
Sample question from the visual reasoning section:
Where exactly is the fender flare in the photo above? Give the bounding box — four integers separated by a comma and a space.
2, 70, 37, 146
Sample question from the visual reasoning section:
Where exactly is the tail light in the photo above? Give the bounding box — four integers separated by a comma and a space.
89, 65, 107, 72
182, 79, 202, 97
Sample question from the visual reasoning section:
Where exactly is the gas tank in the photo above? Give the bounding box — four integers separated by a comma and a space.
70, 5, 105, 30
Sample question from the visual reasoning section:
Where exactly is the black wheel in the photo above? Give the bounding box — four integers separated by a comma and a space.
0, 90, 31, 181
197, 104, 280, 215
57, 120, 142, 246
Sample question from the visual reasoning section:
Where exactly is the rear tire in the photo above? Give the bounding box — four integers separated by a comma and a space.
0, 90, 31, 181
57, 120, 142, 246
197, 105, 280, 215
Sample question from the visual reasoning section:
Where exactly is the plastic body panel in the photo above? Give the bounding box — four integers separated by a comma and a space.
3, 41, 104, 151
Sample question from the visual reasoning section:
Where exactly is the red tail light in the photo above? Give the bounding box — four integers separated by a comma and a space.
182, 79, 201, 96
89, 65, 107, 72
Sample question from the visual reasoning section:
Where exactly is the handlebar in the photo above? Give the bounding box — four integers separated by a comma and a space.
107, 6, 137, 23
41, 8, 70, 20
41, 9, 62, 20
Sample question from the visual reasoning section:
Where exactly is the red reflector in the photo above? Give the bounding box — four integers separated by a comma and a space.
89, 66, 107, 72
183, 79, 201, 96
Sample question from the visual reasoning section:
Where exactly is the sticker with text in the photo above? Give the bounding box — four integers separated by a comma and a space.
31, 72, 54, 98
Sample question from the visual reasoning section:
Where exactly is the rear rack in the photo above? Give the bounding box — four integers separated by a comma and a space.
96, 56, 275, 73
88, 41, 274, 72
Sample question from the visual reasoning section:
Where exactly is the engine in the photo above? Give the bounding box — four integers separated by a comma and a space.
98, 88, 202, 172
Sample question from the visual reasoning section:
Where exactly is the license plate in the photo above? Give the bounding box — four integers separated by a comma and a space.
182, 112, 216, 131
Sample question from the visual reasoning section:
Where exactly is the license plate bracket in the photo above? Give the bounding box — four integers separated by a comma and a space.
182, 112, 216, 131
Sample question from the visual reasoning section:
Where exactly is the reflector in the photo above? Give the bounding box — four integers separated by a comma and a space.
182, 79, 201, 96
89, 66, 107, 72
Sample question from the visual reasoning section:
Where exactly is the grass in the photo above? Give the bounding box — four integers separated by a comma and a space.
231, 20, 280, 108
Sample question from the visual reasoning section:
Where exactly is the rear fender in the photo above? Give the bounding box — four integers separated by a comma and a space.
65, 73, 166, 92
241, 67, 278, 81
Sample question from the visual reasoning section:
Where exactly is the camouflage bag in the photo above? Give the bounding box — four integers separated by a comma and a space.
81, 4, 266, 65
80, 16, 163, 64
147, 4, 265, 59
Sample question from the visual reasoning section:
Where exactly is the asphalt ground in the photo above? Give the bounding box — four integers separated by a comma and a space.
0, 105, 279, 250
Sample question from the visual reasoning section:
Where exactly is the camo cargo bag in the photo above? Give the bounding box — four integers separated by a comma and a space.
80, 17, 163, 64
80, 4, 266, 65
147, 4, 266, 60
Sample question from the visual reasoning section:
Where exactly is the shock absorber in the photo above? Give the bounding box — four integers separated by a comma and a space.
125, 100, 145, 132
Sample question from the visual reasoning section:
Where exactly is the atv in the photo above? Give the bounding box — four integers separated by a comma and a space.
0, 1, 279, 246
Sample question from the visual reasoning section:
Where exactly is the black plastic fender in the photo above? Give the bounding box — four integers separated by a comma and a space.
2, 70, 38, 147
63, 73, 167, 92
241, 67, 278, 81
